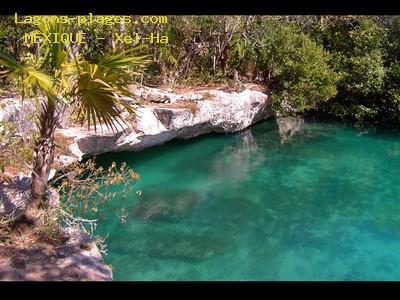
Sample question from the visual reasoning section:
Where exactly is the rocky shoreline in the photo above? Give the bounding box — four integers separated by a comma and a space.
56, 84, 274, 165
0, 177, 113, 281
0, 84, 274, 281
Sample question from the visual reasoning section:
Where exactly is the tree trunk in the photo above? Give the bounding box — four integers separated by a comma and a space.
27, 100, 58, 224
233, 69, 242, 92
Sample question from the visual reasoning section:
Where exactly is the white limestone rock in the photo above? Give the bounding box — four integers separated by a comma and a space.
56, 87, 274, 160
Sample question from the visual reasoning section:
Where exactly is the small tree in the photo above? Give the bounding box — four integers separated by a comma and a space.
0, 19, 150, 225
242, 18, 338, 114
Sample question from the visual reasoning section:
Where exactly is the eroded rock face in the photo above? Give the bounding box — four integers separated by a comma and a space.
0, 176, 30, 220
0, 178, 112, 281
1, 87, 273, 162
0, 97, 75, 132
0, 227, 113, 281
56, 87, 274, 160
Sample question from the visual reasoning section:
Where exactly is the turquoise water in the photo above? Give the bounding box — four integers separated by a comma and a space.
94, 119, 400, 280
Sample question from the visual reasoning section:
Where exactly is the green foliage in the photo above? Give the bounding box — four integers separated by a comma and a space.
272, 30, 338, 114
0, 18, 151, 132
239, 19, 338, 115
334, 18, 387, 97
314, 16, 390, 123
3, 15, 400, 124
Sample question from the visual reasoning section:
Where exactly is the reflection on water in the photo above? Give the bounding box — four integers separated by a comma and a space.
94, 119, 400, 280
210, 129, 265, 183
276, 116, 304, 144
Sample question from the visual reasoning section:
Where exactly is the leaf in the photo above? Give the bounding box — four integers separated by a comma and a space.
97, 47, 151, 74
26, 69, 56, 92
71, 61, 137, 132
0, 49, 24, 74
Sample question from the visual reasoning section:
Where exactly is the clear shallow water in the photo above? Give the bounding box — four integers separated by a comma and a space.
94, 120, 400, 280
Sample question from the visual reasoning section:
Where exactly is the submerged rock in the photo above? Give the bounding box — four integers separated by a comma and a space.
145, 229, 232, 261
132, 190, 200, 222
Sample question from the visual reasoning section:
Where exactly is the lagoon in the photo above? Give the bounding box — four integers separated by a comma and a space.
94, 119, 400, 280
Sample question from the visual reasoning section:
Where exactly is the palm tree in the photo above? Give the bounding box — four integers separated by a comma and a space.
0, 20, 150, 225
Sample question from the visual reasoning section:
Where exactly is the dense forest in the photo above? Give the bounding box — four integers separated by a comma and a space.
2, 15, 400, 124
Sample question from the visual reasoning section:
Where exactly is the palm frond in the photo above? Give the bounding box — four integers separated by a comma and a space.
0, 26, 6, 39
68, 47, 152, 132
71, 62, 136, 132
36, 20, 68, 70
25, 69, 56, 94
0, 48, 56, 98
97, 47, 151, 75
0, 48, 25, 76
